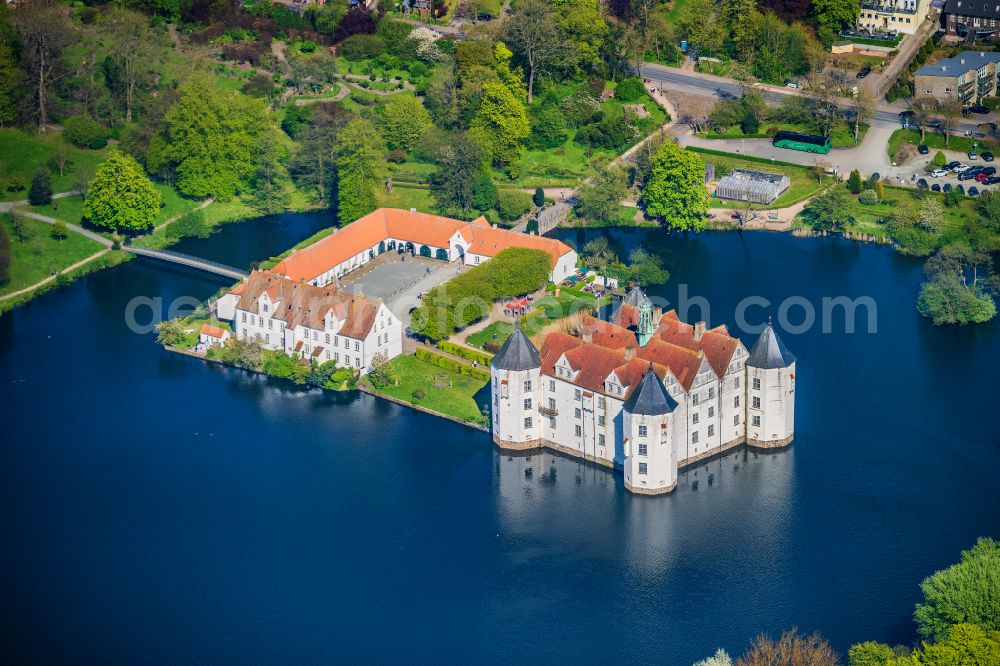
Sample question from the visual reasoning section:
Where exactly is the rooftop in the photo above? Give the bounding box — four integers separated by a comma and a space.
915, 50, 1000, 77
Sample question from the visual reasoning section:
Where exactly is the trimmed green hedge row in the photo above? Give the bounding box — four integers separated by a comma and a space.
415, 348, 491, 381
438, 340, 493, 365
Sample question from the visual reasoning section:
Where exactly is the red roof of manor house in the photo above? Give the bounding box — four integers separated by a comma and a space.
537, 310, 743, 396
232, 270, 381, 339
271, 208, 573, 282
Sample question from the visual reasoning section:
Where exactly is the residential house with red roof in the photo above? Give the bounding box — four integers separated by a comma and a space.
490, 286, 797, 495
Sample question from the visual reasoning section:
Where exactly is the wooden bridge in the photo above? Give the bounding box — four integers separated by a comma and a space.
125, 246, 248, 281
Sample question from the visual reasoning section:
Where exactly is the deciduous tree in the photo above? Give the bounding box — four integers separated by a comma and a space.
83, 150, 162, 233
574, 163, 628, 221
336, 119, 387, 223
11, 0, 73, 129
251, 135, 291, 216
470, 81, 529, 173
505, 0, 567, 103
640, 140, 709, 231
378, 95, 432, 152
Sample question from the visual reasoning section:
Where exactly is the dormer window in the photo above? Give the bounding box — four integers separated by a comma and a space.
262, 303, 268, 313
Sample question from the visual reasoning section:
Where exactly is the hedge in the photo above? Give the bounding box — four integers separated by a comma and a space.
415, 348, 491, 381
438, 340, 493, 365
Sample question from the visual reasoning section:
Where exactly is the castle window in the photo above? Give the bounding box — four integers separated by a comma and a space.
735, 377, 740, 389
753, 397, 761, 409
574, 389, 581, 401
638, 444, 648, 456
708, 407, 714, 418
692, 431, 699, 444
752, 415, 761, 427
692, 413, 699, 425
574, 407, 581, 418
355, 341, 360, 351
734, 415, 740, 426
549, 380, 555, 391
692, 394, 700, 406
597, 396, 605, 408
575, 425, 582, 436
638, 425, 647, 437
638, 463, 647, 475
325, 334, 330, 344
524, 398, 532, 410
753, 378, 761, 390
548, 398, 556, 410
598, 415, 605, 426
549, 417, 556, 428
599, 434, 605, 446
268, 320, 273, 330
734, 395, 740, 408
525, 417, 533, 428
708, 425, 715, 437
708, 387, 715, 399
523, 380, 532, 392
263, 303, 268, 313
242, 313, 247, 322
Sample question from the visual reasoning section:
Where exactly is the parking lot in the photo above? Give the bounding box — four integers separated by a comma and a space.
339, 252, 462, 321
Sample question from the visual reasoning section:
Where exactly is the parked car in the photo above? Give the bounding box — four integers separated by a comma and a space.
956, 184, 966, 195
981, 166, 997, 175
969, 151, 979, 160
969, 104, 990, 114
931, 168, 949, 177
899, 110, 915, 119
931, 183, 942, 191
870, 172, 880, 182
917, 178, 928, 189
943, 183, 953, 192
918, 144, 930, 155
857, 66, 872, 79
944, 161, 961, 170
969, 186, 981, 196
959, 169, 981, 181
976, 172, 991, 182
928, 119, 943, 129
983, 151, 995, 162
984, 176, 1000, 185
952, 163, 968, 172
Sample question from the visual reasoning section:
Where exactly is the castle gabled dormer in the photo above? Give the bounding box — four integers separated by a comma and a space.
553, 353, 578, 382
603, 369, 627, 398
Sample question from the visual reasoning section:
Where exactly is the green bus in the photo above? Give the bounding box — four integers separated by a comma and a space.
772, 131, 831, 154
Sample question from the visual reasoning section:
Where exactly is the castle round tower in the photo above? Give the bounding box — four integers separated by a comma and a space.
746, 320, 796, 448
622, 365, 679, 495
490, 321, 542, 450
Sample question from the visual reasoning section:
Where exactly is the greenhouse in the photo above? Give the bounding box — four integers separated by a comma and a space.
715, 169, 791, 205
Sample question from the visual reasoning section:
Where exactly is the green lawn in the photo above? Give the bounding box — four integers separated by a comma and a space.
887, 128, 993, 158
372, 354, 488, 424
466, 289, 600, 351
689, 148, 825, 208
1, 215, 105, 296
29, 183, 201, 230
703, 121, 869, 148
381, 184, 436, 212
0, 128, 110, 201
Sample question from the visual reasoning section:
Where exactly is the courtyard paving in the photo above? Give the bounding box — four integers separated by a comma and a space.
338, 252, 463, 322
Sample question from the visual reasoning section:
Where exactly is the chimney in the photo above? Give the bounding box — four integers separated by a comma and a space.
624, 346, 637, 361
492, 223, 498, 228
694, 321, 706, 342
582, 329, 593, 344
410, 207, 416, 213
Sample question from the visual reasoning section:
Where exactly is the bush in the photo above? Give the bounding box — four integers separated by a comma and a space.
62, 115, 108, 148
6, 173, 25, 192
341, 33, 385, 60
527, 104, 568, 149
415, 348, 491, 381
438, 340, 492, 365
848, 169, 863, 194
859, 189, 879, 205
740, 110, 759, 135
165, 210, 211, 240
533, 186, 545, 207
932, 150, 947, 168
615, 77, 645, 103
496, 189, 533, 221
50, 221, 69, 239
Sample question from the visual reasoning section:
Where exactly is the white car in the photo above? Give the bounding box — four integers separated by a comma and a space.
953, 163, 968, 173
931, 169, 948, 177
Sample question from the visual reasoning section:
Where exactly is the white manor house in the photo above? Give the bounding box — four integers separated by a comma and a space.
490, 287, 797, 495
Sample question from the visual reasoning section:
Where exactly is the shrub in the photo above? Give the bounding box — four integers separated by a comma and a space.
387, 149, 407, 163
50, 221, 69, 239
62, 114, 107, 148
415, 348, 490, 381
848, 169, 863, 194
859, 189, 879, 205
932, 150, 947, 168
527, 104, 568, 149
341, 33, 386, 60
6, 173, 25, 192
166, 210, 211, 240
497, 189, 533, 221
88, 138, 108, 150
533, 186, 544, 207
740, 110, 759, 135
438, 340, 492, 365
615, 77, 645, 103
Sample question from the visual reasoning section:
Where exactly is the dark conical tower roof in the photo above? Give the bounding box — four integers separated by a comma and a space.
623, 285, 651, 308
623, 366, 677, 416
491, 321, 541, 371
747, 321, 796, 369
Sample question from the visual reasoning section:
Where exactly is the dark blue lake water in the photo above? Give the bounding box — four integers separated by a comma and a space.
1, 214, 998, 664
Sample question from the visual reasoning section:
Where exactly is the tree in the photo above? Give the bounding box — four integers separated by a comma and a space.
50, 220, 68, 239
0, 42, 22, 126
810, 0, 860, 46
938, 99, 963, 147
50, 142, 71, 177
736, 628, 839, 666
431, 136, 489, 213
847, 169, 863, 194
367, 352, 393, 388
914, 537, 1000, 639
336, 119, 387, 224
803, 187, 854, 232
155, 319, 189, 347
533, 187, 545, 207
852, 87, 874, 143
549, 0, 607, 70
102, 8, 148, 123
378, 95, 432, 152
911, 623, 1000, 664
932, 151, 947, 168
505, 0, 567, 103
574, 163, 627, 221
910, 96, 937, 142
28, 167, 51, 206
694, 649, 733, 666
640, 141, 709, 231
11, 0, 73, 129
251, 135, 291, 216
847, 641, 899, 666
154, 74, 269, 200
470, 81, 530, 172
289, 124, 341, 207
626, 248, 669, 286
83, 150, 162, 233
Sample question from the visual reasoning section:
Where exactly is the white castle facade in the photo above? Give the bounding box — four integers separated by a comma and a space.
490, 287, 796, 495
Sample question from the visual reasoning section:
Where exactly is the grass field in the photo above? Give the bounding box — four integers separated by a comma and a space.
372, 354, 488, 423
0, 128, 110, 202
689, 148, 825, 208
887, 128, 994, 158
29, 183, 202, 231
381, 184, 436, 212
702, 121, 869, 148
1, 215, 105, 297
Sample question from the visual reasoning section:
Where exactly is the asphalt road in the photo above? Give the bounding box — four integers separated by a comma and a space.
639, 63, 992, 135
